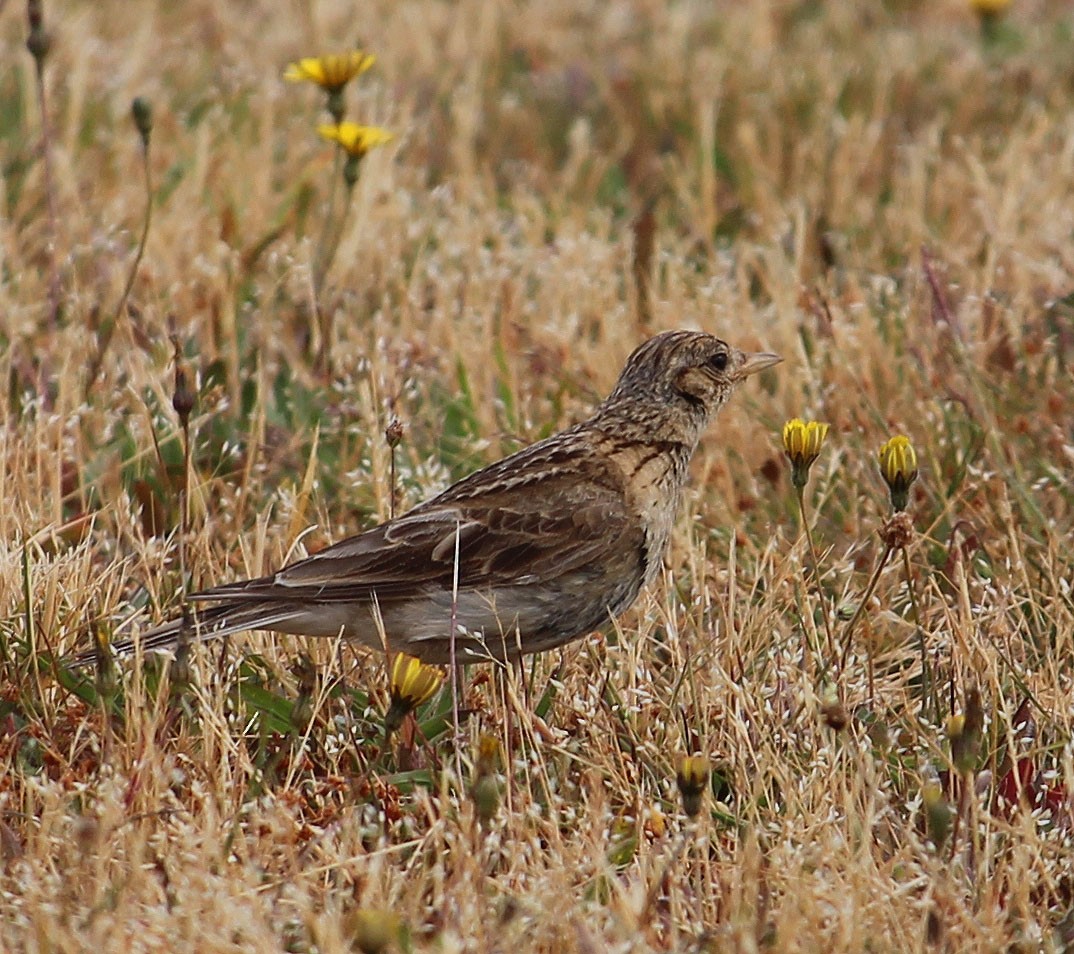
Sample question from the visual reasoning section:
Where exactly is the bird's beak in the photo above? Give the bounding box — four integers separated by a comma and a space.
736, 351, 783, 379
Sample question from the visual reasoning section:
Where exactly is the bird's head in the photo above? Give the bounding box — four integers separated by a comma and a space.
605, 331, 781, 427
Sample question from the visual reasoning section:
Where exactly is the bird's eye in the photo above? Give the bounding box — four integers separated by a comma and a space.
707, 351, 729, 372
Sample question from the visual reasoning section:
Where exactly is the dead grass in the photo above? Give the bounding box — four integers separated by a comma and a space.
2, 0, 1074, 950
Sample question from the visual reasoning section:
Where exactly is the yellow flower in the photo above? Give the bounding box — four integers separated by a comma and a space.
676, 754, 710, 818
384, 653, 443, 736
782, 418, 829, 488
283, 51, 375, 93
318, 122, 394, 158
877, 435, 918, 511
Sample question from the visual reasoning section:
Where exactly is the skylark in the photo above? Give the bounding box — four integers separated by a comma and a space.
100, 331, 780, 664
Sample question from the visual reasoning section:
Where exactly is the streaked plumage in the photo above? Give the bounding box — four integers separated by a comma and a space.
89, 331, 780, 665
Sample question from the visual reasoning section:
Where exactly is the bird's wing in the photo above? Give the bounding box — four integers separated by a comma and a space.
193, 445, 641, 604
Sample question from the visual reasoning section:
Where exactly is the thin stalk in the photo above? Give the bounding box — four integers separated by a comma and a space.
311, 150, 343, 371
449, 518, 463, 780
311, 149, 342, 295
87, 133, 153, 396
840, 542, 894, 680
170, 339, 195, 686
179, 419, 191, 598
388, 440, 397, 520
795, 485, 836, 662
117, 135, 153, 335
313, 174, 357, 373
900, 546, 937, 722
28, 5, 61, 327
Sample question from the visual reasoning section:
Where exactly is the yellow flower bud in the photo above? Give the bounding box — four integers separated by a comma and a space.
877, 435, 918, 511
782, 419, 830, 488
676, 754, 710, 818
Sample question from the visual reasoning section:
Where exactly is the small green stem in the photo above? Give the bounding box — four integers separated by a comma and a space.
317, 177, 356, 288
314, 173, 357, 373
311, 148, 342, 298
86, 137, 153, 395
840, 542, 893, 671
900, 545, 936, 722
116, 138, 153, 329
795, 485, 836, 663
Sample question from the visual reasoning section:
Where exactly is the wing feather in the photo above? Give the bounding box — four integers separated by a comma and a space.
193, 441, 639, 606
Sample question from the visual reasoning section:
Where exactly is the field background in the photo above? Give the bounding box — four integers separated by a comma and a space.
3, 0, 1074, 950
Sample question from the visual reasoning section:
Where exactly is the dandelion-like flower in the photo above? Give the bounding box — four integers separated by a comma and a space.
676, 754, 710, 818
284, 51, 375, 93
877, 435, 918, 512
384, 652, 443, 736
285, 51, 376, 123
782, 418, 829, 488
319, 123, 395, 187
318, 122, 394, 158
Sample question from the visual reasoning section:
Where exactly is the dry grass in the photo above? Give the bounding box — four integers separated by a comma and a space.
3, 0, 1074, 950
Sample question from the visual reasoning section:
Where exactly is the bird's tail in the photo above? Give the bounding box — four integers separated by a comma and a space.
68, 602, 307, 668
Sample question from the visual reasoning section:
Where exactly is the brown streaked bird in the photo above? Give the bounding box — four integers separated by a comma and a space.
93, 331, 780, 665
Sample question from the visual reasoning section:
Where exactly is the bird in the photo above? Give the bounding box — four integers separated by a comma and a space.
88, 331, 780, 666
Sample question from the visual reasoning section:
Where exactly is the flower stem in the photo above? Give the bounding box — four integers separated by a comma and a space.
840, 543, 893, 676
312, 149, 342, 294
312, 149, 343, 372
900, 545, 936, 721
796, 485, 836, 662
87, 134, 153, 396
28, 3, 61, 328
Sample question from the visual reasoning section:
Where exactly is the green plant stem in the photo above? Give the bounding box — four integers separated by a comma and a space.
900, 545, 937, 722
117, 138, 153, 334
311, 148, 342, 297
87, 136, 153, 395
795, 485, 836, 663
22, 545, 40, 700
840, 542, 893, 672
311, 149, 343, 372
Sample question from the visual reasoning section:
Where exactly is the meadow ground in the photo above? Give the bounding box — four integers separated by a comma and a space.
2, 0, 1074, 950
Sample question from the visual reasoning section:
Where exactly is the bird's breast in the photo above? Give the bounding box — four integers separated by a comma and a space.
606, 440, 692, 588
